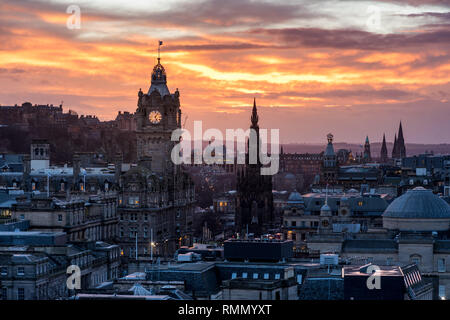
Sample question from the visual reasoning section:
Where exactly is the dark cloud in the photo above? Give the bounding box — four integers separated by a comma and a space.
249, 27, 450, 50
0, 0, 318, 30
125, 0, 321, 28
0, 68, 25, 74
166, 43, 269, 52
400, 11, 450, 18
374, 0, 450, 6
255, 88, 423, 101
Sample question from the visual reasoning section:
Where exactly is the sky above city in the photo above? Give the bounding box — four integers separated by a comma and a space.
0, 0, 449, 144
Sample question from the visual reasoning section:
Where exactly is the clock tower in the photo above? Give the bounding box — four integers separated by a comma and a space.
135, 55, 182, 174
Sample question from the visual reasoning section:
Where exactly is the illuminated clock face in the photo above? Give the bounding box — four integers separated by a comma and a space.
149, 110, 162, 124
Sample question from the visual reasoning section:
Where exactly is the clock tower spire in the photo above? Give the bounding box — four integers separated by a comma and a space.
135, 41, 181, 174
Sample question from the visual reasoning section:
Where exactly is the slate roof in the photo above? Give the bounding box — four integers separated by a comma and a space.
342, 239, 398, 253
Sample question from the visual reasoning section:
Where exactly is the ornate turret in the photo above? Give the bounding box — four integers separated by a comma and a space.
321, 133, 338, 184
148, 59, 170, 97
147, 41, 170, 97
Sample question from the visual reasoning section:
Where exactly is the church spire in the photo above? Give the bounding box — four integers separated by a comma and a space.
398, 121, 404, 141
392, 133, 397, 158
396, 121, 406, 158
380, 133, 388, 163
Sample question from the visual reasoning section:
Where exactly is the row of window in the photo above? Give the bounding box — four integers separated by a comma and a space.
284, 220, 319, 228
0, 266, 25, 276
121, 213, 149, 222
231, 272, 281, 280
120, 226, 152, 238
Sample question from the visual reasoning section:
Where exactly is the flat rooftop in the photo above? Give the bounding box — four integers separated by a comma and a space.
343, 264, 403, 277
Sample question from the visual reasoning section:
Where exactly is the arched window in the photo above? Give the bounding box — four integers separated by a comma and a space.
410, 254, 422, 266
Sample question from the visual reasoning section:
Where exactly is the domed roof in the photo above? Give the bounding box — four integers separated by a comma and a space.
321, 203, 331, 212
288, 190, 303, 203
285, 173, 295, 180
383, 187, 450, 219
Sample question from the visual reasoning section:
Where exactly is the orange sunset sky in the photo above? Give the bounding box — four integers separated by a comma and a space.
0, 0, 449, 144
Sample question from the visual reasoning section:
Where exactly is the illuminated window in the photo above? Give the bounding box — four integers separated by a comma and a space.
242, 273, 248, 279
439, 285, 446, 299
358, 201, 363, 206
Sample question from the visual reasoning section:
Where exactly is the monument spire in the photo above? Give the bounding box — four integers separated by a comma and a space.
251, 97, 259, 129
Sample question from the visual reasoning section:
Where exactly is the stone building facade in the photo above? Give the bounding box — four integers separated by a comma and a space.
0, 231, 120, 300
11, 193, 118, 242
306, 187, 450, 299
117, 55, 195, 259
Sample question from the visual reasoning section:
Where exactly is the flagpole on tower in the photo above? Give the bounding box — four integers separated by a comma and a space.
158, 40, 163, 63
